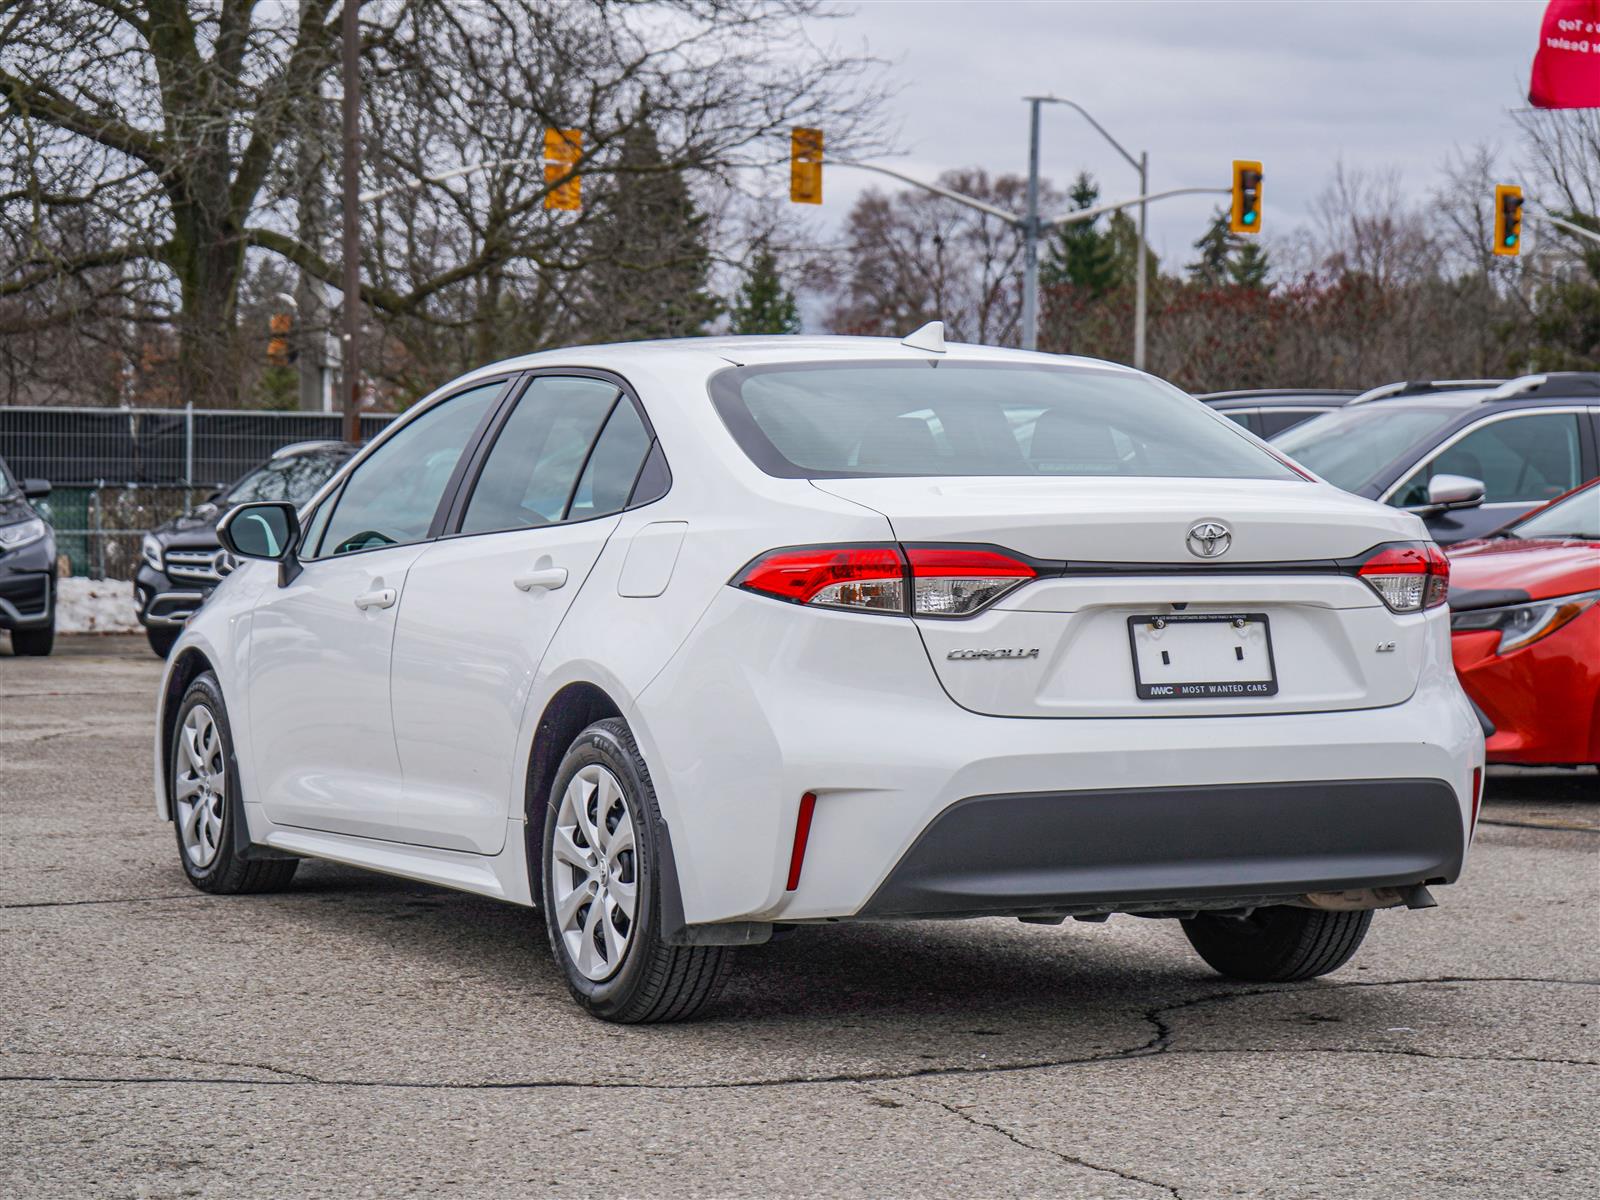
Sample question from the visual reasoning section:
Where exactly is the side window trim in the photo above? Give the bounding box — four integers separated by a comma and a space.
1382, 407, 1587, 509
441, 366, 667, 538
558, 392, 624, 521
433, 372, 534, 537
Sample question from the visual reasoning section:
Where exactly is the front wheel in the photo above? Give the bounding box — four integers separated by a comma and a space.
541, 718, 734, 1023
1182, 906, 1372, 982
169, 672, 297, 894
146, 625, 179, 658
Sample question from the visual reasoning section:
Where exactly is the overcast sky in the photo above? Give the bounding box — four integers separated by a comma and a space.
801, 0, 1549, 269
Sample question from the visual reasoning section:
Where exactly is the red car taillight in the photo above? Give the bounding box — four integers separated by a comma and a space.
733, 544, 1036, 617
1353, 541, 1449, 613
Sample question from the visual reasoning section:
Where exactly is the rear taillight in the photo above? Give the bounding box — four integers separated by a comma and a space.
732, 546, 904, 612
1353, 541, 1449, 613
906, 546, 1036, 616
733, 543, 1035, 617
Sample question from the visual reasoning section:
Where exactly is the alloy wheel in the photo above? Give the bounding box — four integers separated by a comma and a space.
174, 704, 226, 869
551, 764, 638, 981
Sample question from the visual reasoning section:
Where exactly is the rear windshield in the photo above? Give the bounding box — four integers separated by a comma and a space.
1271, 405, 1461, 493
709, 362, 1297, 480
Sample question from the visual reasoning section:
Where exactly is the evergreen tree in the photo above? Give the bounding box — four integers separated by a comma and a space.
1042, 172, 1118, 297
1188, 208, 1270, 290
729, 245, 801, 334
581, 118, 720, 341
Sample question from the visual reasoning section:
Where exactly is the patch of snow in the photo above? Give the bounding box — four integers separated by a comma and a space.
56, 576, 141, 634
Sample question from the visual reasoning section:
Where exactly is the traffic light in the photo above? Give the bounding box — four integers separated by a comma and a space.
1493, 185, 1524, 257
544, 128, 582, 211
267, 311, 292, 366
790, 127, 823, 205
1230, 160, 1262, 234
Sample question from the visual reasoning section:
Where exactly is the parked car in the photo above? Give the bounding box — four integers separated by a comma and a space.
155, 330, 1482, 1023
0, 453, 56, 657
137, 440, 359, 657
1447, 478, 1600, 766
1197, 388, 1361, 437
1271, 374, 1600, 544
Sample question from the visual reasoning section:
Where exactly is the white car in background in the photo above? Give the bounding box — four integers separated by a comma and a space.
154, 327, 1482, 1023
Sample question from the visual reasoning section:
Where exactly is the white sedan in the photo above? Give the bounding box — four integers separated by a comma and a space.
155, 328, 1482, 1022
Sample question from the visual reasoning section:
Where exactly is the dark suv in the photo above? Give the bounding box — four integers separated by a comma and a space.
0, 453, 56, 656
1271, 374, 1600, 544
137, 440, 357, 656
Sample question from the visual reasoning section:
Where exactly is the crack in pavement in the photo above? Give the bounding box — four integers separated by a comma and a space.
2, 975, 1591, 1095
1476, 817, 1598, 834
1, 894, 206, 910
885, 1083, 1185, 1199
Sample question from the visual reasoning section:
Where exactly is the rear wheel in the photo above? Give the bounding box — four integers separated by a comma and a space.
146, 625, 179, 658
170, 672, 298, 894
10, 619, 54, 656
541, 718, 734, 1022
1182, 906, 1372, 982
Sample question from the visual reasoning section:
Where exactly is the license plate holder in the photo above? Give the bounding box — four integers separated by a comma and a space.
1127, 612, 1278, 700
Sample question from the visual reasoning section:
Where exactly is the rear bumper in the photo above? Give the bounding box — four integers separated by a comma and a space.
859, 778, 1463, 919
634, 588, 1483, 926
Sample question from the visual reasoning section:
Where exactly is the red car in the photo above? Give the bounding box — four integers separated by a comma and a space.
1448, 479, 1600, 765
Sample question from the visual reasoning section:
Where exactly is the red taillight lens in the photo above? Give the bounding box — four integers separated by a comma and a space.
733, 545, 905, 612
1469, 766, 1483, 838
906, 546, 1036, 616
1355, 541, 1449, 613
733, 543, 1037, 616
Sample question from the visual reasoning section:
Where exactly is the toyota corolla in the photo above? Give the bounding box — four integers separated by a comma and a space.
153, 329, 1483, 1022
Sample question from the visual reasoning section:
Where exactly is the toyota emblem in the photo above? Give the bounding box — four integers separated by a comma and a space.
1186, 521, 1232, 558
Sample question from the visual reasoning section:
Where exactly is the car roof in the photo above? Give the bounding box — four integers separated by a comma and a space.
458, 334, 1136, 383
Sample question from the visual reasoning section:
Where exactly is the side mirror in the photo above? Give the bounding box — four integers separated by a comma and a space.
1426, 474, 1485, 510
21, 478, 50, 500
217, 500, 299, 568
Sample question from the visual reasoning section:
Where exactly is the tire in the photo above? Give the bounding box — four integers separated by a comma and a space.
1182, 906, 1372, 982
169, 671, 298, 895
146, 625, 179, 658
540, 718, 734, 1023
10, 619, 54, 656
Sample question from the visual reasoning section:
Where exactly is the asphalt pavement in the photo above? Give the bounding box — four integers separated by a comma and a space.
2, 634, 1596, 1199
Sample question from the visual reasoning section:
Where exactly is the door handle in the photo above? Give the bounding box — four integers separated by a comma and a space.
353, 587, 397, 610
513, 567, 568, 592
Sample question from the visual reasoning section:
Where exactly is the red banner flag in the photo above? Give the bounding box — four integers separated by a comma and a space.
1530, 0, 1600, 109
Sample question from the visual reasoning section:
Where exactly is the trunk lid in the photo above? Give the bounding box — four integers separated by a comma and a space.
812, 476, 1431, 718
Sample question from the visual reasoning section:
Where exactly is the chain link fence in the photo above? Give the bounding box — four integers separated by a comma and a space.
0, 406, 396, 579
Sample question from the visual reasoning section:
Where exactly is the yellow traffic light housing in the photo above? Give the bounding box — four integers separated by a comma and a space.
1230, 160, 1262, 234
790, 128, 823, 205
544, 128, 583, 211
1493, 185, 1524, 257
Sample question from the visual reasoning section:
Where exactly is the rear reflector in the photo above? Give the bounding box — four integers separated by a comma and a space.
786, 792, 817, 891
733, 543, 1036, 617
1354, 541, 1450, 613
1470, 767, 1483, 838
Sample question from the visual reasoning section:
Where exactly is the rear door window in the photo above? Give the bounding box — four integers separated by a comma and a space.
1392, 412, 1584, 507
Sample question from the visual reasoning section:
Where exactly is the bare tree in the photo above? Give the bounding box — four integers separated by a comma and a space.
823, 169, 1056, 346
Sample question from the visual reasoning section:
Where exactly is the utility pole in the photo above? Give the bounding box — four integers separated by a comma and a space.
339, 0, 362, 443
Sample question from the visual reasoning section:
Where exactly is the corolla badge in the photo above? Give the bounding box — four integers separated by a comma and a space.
946, 648, 1041, 661
1186, 521, 1232, 558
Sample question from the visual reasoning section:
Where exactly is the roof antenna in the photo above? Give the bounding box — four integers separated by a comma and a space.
901, 320, 946, 354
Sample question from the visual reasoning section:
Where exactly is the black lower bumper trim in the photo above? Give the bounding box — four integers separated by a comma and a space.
859, 778, 1464, 919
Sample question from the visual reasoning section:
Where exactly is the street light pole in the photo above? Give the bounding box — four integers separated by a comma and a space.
1021, 99, 1043, 352
339, 0, 362, 444
1022, 97, 1149, 367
